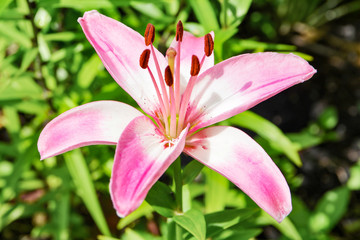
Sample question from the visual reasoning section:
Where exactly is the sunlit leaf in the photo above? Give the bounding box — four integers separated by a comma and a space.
309, 187, 350, 233
173, 209, 206, 240
188, 0, 219, 32
64, 150, 111, 236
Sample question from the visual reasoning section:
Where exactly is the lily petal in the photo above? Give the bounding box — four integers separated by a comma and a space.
110, 116, 189, 217
170, 31, 214, 91
78, 10, 167, 114
184, 126, 292, 222
187, 52, 316, 133
38, 101, 142, 160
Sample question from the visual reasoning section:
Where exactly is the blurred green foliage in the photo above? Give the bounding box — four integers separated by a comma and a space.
0, 0, 358, 239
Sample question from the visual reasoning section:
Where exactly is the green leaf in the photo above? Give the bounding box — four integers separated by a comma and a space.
318, 106, 338, 130
188, 0, 219, 32
220, 0, 252, 28
0, 76, 43, 101
204, 168, 229, 213
38, 0, 169, 10
182, 160, 204, 185
98, 236, 121, 240
77, 53, 103, 88
256, 212, 303, 240
347, 162, 360, 190
229, 39, 296, 53
38, 33, 51, 61
227, 111, 302, 166
64, 150, 111, 236
146, 181, 176, 217
20, 48, 39, 72
0, 0, 14, 14
205, 208, 259, 238
118, 201, 153, 229
173, 209, 206, 240
54, 191, 70, 240
213, 228, 262, 240
309, 186, 350, 233
0, 22, 32, 48
44, 32, 83, 42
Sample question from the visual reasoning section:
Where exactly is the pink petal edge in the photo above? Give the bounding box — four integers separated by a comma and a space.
78, 10, 167, 115
185, 126, 292, 222
110, 116, 189, 217
38, 101, 143, 160
187, 52, 316, 133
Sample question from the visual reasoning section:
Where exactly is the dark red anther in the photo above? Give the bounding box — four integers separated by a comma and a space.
190, 55, 200, 76
176, 21, 183, 42
164, 66, 174, 86
144, 23, 155, 46
139, 49, 151, 69
204, 33, 214, 57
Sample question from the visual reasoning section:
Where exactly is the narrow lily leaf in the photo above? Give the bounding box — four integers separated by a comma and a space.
64, 149, 111, 236
182, 160, 204, 185
173, 209, 206, 240
20, 48, 39, 72
0, 202, 42, 231
220, 0, 253, 28
54, 191, 70, 240
0, 22, 32, 48
145, 181, 176, 218
309, 186, 350, 233
188, 0, 219, 32
118, 201, 153, 229
227, 111, 302, 166
0, 76, 43, 101
256, 212, 302, 240
347, 162, 360, 190
0, 0, 13, 14
204, 168, 229, 213
0, 138, 37, 203
76, 53, 102, 88
205, 208, 259, 238
98, 236, 121, 240
214, 228, 262, 240
44, 32, 82, 42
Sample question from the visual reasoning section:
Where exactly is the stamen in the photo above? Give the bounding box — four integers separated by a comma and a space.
176, 21, 183, 42
190, 55, 200, 76
164, 66, 174, 87
139, 49, 169, 135
166, 47, 177, 75
144, 23, 155, 46
204, 33, 214, 57
139, 49, 150, 69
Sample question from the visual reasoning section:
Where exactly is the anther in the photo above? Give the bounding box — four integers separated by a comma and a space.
164, 66, 174, 86
144, 23, 155, 46
139, 49, 151, 69
190, 55, 200, 76
204, 33, 214, 57
176, 21, 183, 42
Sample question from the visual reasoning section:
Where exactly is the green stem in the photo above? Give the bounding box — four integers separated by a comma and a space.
173, 157, 183, 211
173, 157, 183, 240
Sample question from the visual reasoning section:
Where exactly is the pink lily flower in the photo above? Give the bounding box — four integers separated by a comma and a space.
38, 10, 316, 222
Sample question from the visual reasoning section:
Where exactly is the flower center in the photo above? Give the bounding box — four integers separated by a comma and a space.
139, 22, 213, 139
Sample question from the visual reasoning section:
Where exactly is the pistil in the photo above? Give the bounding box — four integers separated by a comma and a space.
165, 66, 177, 138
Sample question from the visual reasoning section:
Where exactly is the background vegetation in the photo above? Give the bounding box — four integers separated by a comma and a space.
0, 0, 359, 239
